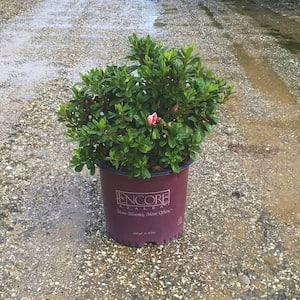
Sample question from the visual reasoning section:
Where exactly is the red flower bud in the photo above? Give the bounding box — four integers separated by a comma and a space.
171, 103, 179, 112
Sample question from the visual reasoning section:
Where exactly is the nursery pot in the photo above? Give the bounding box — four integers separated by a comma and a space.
99, 160, 192, 247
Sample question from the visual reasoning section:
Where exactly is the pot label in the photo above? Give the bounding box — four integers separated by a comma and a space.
116, 189, 170, 209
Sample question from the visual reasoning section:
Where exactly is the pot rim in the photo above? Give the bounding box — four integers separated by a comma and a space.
97, 158, 193, 178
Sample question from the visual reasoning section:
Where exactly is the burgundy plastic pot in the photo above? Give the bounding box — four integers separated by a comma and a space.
99, 160, 192, 247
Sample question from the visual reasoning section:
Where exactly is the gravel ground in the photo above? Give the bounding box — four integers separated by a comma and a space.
0, 0, 41, 24
0, 0, 299, 299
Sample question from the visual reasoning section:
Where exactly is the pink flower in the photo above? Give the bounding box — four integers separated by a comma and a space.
171, 103, 179, 112
147, 112, 158, 125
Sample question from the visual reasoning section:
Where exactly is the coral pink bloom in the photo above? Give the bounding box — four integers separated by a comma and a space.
147, 112, 158, 125
171, 103, 179, 112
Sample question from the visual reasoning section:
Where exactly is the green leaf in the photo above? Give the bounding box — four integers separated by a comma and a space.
171, 164, 180, 173
141, 168, 151, 179
181, 45, 195, 58
188, 116, 197, 123
159, 139, 167, 147
99, 118, 106, 130
168, 137, 176, 148
151, 128, 160, 140
75, 165, 84, 172
203, 123, 212, 132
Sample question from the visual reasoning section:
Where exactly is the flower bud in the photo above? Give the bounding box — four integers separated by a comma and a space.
171, 103, 179, 112
147, 112, 158, 125
75, 85, 82, 92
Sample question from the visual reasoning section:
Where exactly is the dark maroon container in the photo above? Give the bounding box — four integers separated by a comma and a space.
99, 160, 192, 247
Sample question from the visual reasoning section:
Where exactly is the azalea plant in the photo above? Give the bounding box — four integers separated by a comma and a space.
58, 34, 233, 178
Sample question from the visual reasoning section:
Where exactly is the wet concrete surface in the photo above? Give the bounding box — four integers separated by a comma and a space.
221, 0, 300, 58
0, 0, 299, 299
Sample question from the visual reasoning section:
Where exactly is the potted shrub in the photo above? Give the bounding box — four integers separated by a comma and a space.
58, 34, 233, 246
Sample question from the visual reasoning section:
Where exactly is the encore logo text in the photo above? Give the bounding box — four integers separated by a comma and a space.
116, 189, 171, 209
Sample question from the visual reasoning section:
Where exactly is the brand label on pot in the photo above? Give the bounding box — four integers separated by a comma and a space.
116, 189, 170, 209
